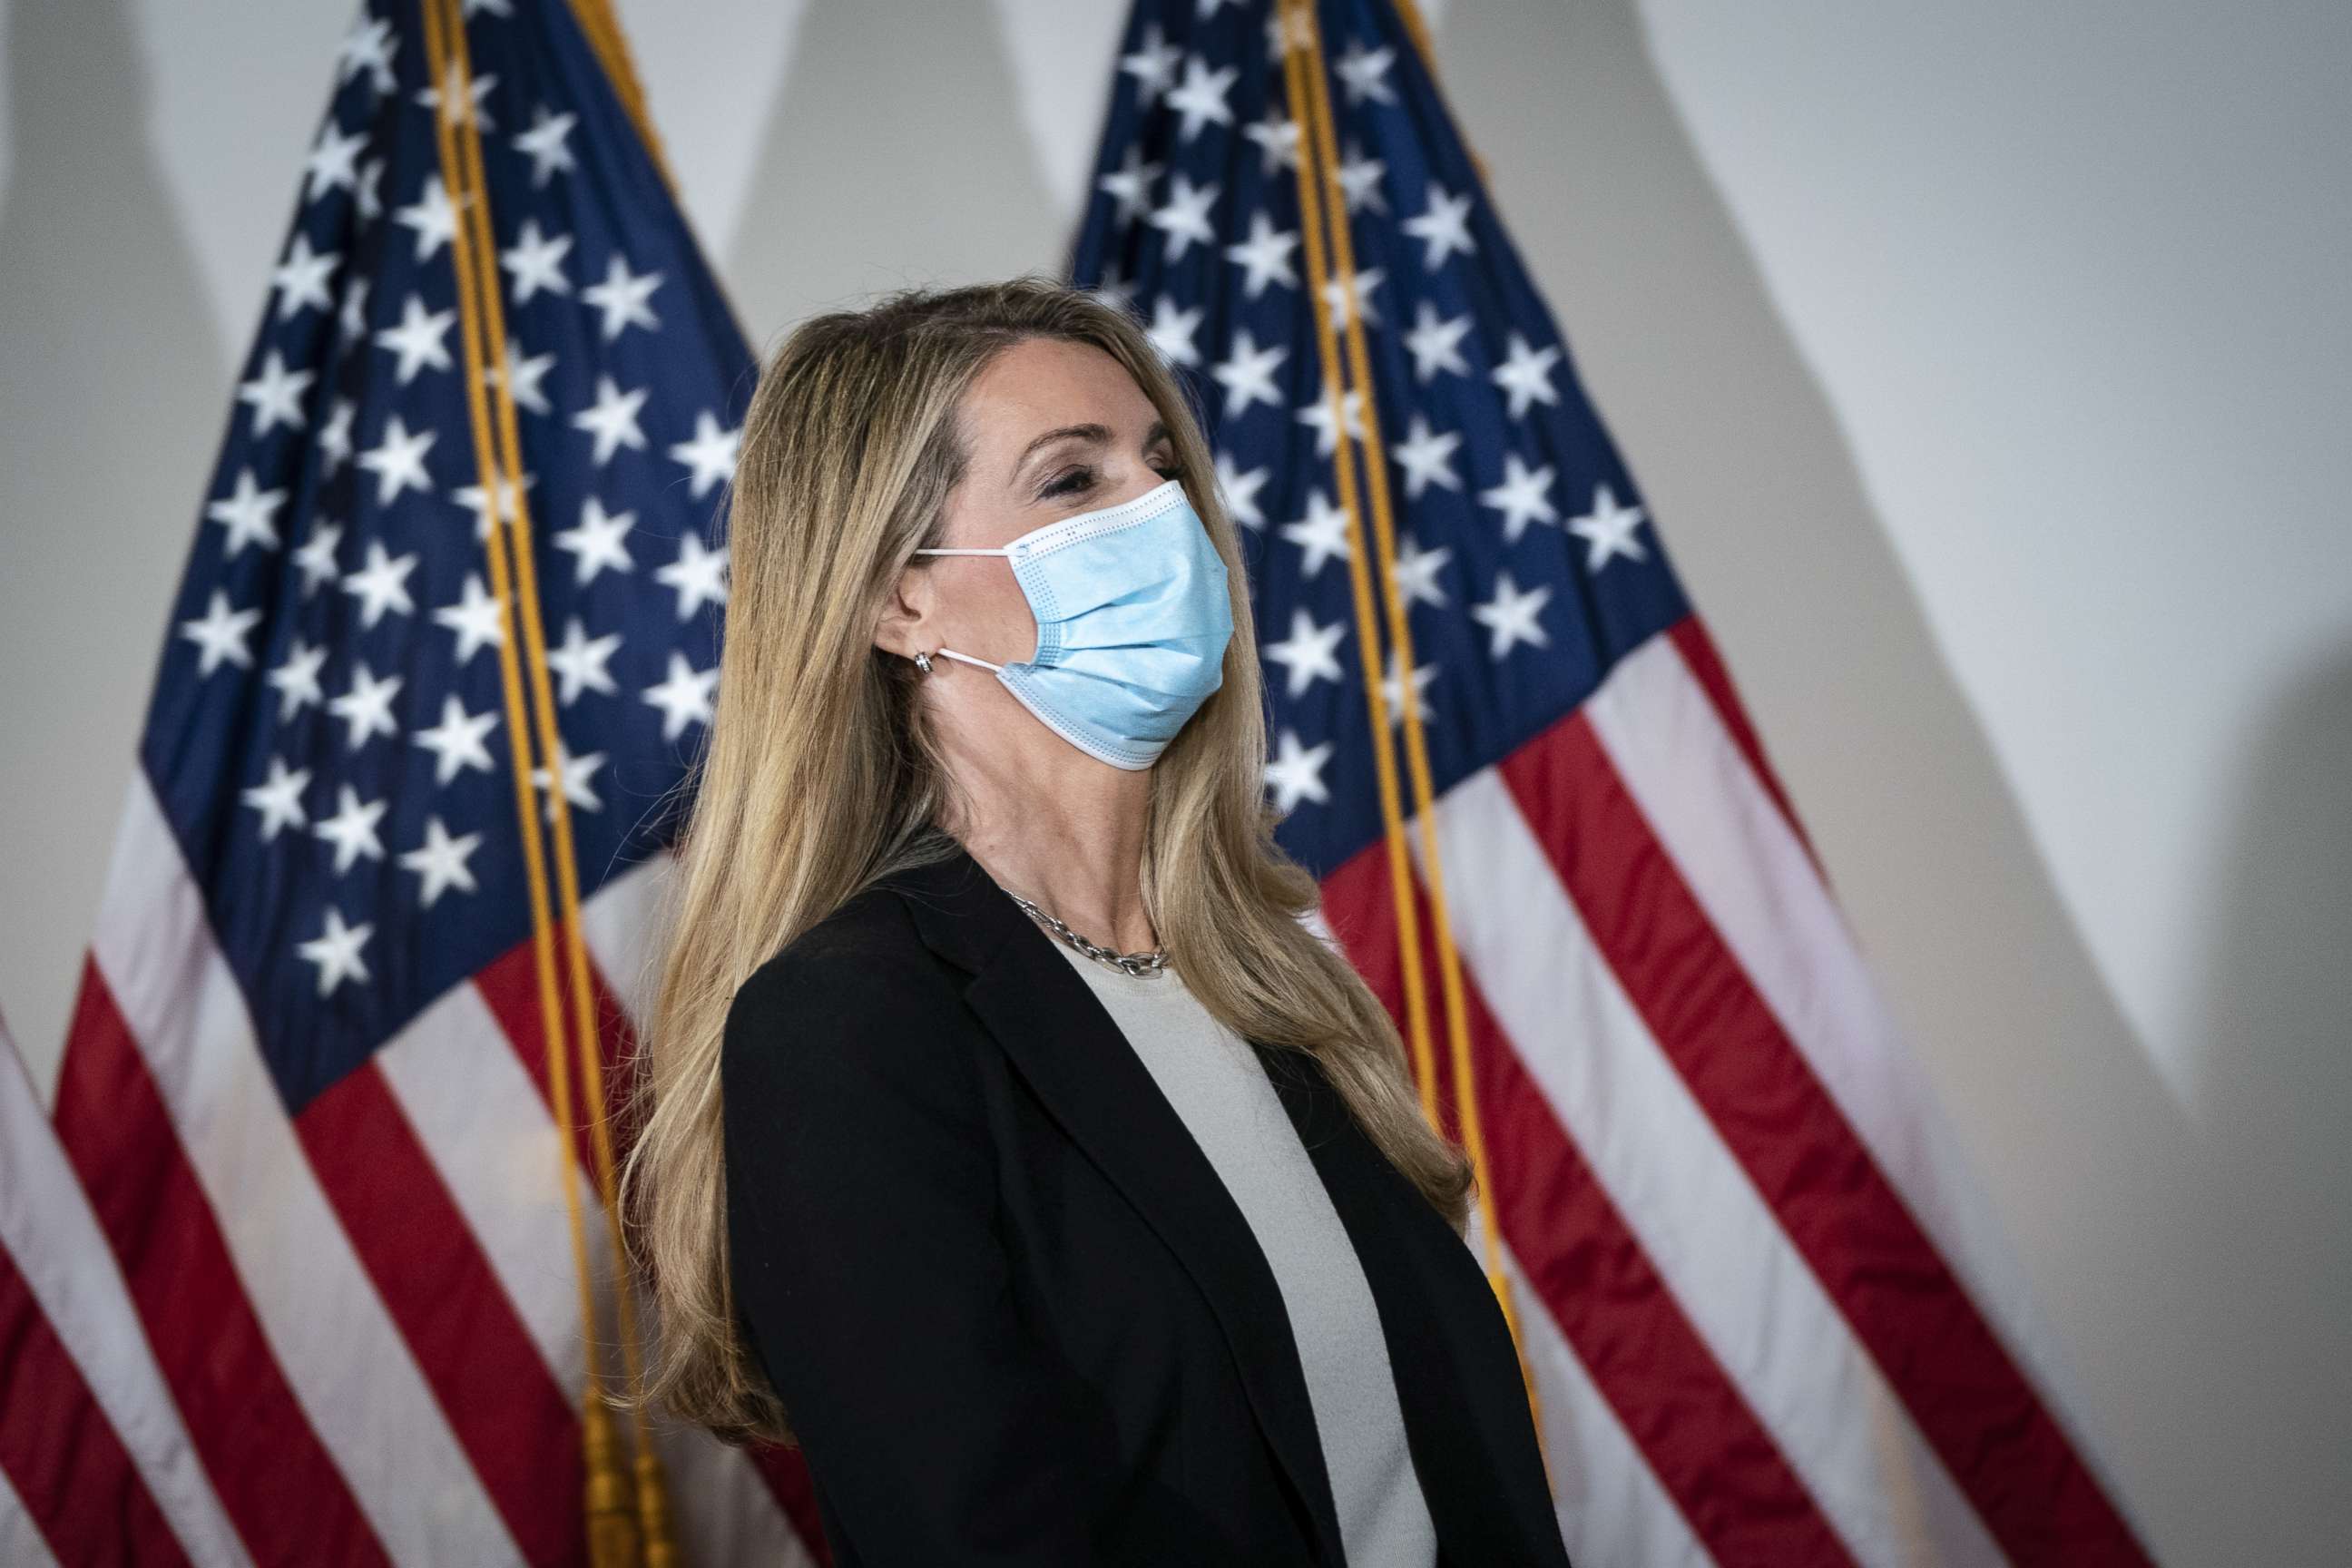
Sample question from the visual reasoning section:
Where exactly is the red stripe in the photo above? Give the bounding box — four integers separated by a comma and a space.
477, 926, 820, 1548
0, 1242, 189, 1566
1501, 710, 2152, 1565
294, 1059, 586, 1566
51, 957, 391, 1568
1665, 618, 1829, 892
1320, 844, 1859, 1567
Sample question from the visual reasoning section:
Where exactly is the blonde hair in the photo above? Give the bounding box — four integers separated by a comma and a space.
619, 273, 1475, 1446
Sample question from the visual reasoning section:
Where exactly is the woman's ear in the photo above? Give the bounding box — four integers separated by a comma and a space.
871, 560, 928, 659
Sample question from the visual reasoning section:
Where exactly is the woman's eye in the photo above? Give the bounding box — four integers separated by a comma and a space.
1044, 467, 1095, 497
1150, 461, 1181, 480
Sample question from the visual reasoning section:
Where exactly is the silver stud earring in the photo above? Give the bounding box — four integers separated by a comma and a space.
913, 650, 933, 673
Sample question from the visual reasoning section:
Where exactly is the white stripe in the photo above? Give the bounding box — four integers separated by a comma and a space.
0, 1459, 62, 1568
376, 963, 802, 1562
91, 778, 523, 1567
579, 857, 673, 1024
0, 1028, 249, 1568
1587, 633, 2114, 1488
1461, 1202, 1706, 1568
1416, 770, 2002, 1568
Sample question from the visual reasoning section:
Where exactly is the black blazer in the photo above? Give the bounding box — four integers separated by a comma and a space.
720, 839, 1573, 1567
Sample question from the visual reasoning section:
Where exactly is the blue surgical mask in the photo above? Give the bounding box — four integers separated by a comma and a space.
913, 476, 1234, 769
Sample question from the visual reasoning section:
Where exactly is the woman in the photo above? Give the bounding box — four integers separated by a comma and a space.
622, 275, 1572, 1567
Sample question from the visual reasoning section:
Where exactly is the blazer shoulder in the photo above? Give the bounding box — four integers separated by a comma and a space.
722, 877, 944, 1039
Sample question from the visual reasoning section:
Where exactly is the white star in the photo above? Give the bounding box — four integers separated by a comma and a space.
1388, 534, 1453, 609
311, 785, 387, 873
238, 349, 314, 436
1402, 181, 1476, 270
303, 120, 368, 204
1295, 387, 1365, 458
1264, 728, 1333, 812
1404, 301, 1474, 383
292, 520, 343, 595
1119, 23, 1182, 108
1143, 295, 1204, 368
400, 817, 482, 908
434, 572, 505, 663
204, 467, 286, 557
545, 616, 622, 704
1472, 570, 1553, 659
1148, 172, 1220, 261
642, 652, 718, 742
1243, 107, 1300, 177
1320, 265, 1384, 330
240, 757, 310, 842
1390, 413, 1463, 498
265, 637, 328, 719
341, 540, 418, 628
1479, 454, 1558, 544
394, 173, 461, 261
571, 375, 649, 465
1211, 328, 1288, 418
1334, 38, 1398, 105
1089, 258, 1137, 316
416, 60, 497, 130
487, 338, 556, 416
500, 218, 572, 303
318, 397, 357, 475
454, 469, 536, 543
581, 253, 662, 340
327, 662, 404, 751
1212, 452, 1270, 529
375, 292, 456, 384
668, 411, 740, 500
336, 15, 397, 95
297, 907, 373, 995
335, 273, 372, 346
514, 104, 577, 187
270, 232, 338, 319
1490, 330, 1562, 419
531, 744, 606, 818
358, 414, 437, 505
353, 159, 385, 223
414, 694, 498, 786
180, 590, 260, 675
1381, 645, 1439, 728
1566, 483, 1650, 572
656, 534, 730, 620
1096, 143, 1162, 228
1164, 54, 1238, 141
1262, 607, 1347, 698
1223, 210, 1299, 298
1333, 139, 1387, 214
1279, 489, 1351, 577
554, 495, 636, 584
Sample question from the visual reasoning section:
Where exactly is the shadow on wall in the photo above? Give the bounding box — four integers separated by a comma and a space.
718, 0, 1066, 348
1431, 0, 2349, 1560
0, 0, 225, 1082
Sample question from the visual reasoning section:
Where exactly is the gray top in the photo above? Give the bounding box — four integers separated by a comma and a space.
1046, 936, 1439, 1568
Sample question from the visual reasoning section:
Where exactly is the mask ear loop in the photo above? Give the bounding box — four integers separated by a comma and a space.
926, 647, 1002, 672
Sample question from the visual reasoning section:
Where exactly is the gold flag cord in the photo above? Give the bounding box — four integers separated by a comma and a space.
1277, 0, 1550, 1473
419, 0, 676, 1561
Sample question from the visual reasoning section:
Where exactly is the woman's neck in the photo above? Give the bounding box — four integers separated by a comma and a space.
938, 748, 1159, 955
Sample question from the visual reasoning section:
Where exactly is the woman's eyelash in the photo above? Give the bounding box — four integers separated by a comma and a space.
1043, 460, 1181, 498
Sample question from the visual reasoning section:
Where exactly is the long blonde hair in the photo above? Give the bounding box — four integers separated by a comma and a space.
620, 273, 1475, 1446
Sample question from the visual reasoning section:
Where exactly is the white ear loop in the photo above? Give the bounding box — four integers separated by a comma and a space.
927, 647, 1002, 672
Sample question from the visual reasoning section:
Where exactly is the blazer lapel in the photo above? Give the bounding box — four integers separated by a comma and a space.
881, 843, 1350, 1568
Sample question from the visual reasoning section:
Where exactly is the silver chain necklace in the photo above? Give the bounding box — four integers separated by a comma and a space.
1004, 889, 1170, 977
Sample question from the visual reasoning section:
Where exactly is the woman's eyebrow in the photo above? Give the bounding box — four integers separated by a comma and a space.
1010, 419, 1174, 485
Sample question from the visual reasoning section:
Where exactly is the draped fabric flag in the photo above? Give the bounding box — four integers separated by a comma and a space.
3, 1, 827, 1562
1067, 2, 2153, 1564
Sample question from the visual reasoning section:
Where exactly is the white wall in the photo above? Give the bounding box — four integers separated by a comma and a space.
1, 0, 2344, 1560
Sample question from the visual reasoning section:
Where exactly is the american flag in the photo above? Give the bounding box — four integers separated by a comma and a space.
2, 0, 824, 1562
1065, 1, 2154, 1563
